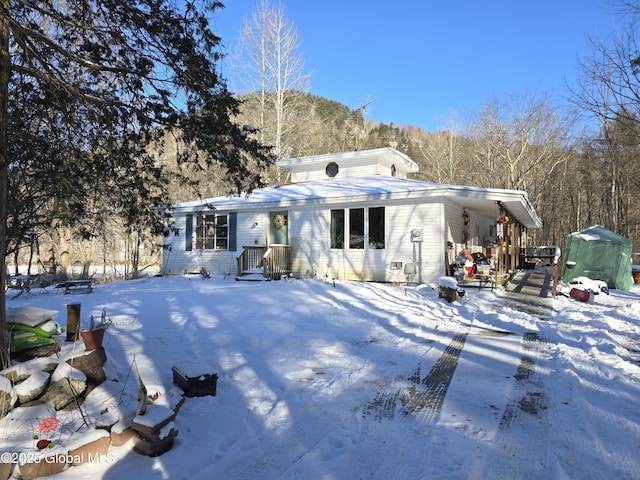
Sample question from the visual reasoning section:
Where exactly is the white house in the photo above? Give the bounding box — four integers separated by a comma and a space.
162, 147, 541, 284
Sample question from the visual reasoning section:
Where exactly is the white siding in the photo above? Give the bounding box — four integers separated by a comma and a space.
163, 211, 269, 276
385, 202, 445, 284
165, 197, 507, 284
163, 214, 198, 274
163, 148, 539, 283
289, 208, 330, 277
237, 212, 269, 248
279, 148, 418, 183
291, 159, 381, 183
444, 200, 465, 251
286, 201, 445, 284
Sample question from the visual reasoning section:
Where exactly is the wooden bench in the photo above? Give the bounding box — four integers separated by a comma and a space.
57, 279, 93, 294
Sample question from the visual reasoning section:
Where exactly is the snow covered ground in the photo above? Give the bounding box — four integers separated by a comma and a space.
2, 266, 640, 479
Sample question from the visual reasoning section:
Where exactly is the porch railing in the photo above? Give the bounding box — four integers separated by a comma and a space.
237, 246, 266, 276
263, 246, 291, 280
237, 245, 291, 280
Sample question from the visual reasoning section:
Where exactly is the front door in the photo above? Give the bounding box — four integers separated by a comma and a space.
269, 211, 289, 245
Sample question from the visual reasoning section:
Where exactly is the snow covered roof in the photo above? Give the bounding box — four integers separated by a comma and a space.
276, 147, 419, 182
172, 175, 541, 228
569, 225, 631, 244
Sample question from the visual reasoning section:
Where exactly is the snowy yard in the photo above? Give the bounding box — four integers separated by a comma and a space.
2, 267, 640, 479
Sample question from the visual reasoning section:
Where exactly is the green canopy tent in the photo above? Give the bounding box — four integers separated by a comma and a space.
562, 225, 633, 291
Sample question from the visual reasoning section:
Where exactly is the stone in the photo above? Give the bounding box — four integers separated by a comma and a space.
0, 377, 16, 418
66, 431, 111, 466
35, 378, 85, 410
1, 370, 29, 384
1, 358, 58, 384
18, 453, 66, 480
35, 364, 86, 410
14, 371, 50, 404
0, 462, 13, 480
110, 426, 141, 447
66, 346, 107, 387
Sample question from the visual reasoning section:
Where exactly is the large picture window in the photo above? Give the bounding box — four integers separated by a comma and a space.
195, 214, 228, 250
330, 207, 385, 250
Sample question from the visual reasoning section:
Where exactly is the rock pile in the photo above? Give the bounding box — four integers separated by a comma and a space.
0, 347, 107, 416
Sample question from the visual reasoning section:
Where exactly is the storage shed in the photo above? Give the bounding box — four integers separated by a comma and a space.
562, 225, 633, 291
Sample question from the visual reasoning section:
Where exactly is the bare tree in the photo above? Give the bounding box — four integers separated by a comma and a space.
233, 0, 310, 177
411, 112, 463, 185
466, 92, 573, 192
571, 12, 640, 236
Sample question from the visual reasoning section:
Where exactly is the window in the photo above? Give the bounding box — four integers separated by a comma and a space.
368, 207, 385, 249
330, 210, 344, 249
195, 214, 228, 250
331, 207, 385, 250
325, 162, 339, 177
349, 208, 365, 249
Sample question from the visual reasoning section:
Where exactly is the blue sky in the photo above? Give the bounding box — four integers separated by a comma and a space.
212, 1, 618, 131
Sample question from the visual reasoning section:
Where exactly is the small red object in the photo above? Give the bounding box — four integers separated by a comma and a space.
570, 288, 592, 302
36, 439, 50, 450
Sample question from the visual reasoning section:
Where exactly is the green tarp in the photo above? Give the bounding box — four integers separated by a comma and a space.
562, 225, 633, 291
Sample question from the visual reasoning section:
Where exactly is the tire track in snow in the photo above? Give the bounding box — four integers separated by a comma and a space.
363, 331, 469, 423
472, 332, 552, 480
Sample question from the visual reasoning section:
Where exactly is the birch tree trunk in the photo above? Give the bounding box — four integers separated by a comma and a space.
234, 0, 310, 181
0, 0, 10, 369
